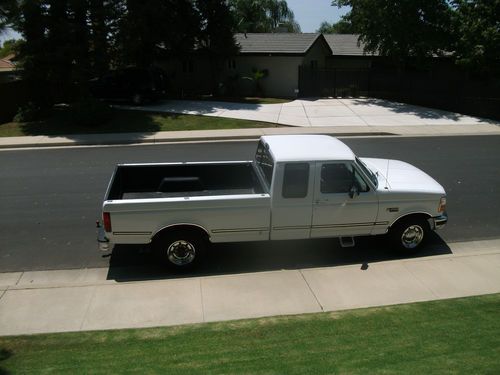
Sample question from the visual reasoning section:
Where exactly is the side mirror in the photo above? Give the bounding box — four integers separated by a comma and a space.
349, 185, 359, 199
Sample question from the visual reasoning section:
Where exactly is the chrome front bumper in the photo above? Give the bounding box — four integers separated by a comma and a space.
429, 213, 448, 230
97, 223, 113, 252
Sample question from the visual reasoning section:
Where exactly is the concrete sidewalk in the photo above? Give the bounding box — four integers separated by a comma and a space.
0, 239, 498, 336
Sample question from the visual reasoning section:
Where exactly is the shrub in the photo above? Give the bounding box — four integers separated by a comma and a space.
13, 102, 44, 122
70, 98, 112, 127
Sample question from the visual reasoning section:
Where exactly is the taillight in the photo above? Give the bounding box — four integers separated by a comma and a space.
438, 197, 446, 213
103, 212, 112, 232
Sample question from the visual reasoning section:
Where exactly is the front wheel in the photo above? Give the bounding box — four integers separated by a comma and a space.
389, 217, 429, 254
154, 230, 206, 270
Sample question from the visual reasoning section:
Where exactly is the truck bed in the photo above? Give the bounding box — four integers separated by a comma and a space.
107, 162, 266, 200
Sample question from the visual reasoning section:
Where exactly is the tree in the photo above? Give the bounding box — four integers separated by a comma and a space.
118, 0, 200, 67
0, 1, 17, 34
88, 0, 110, 76
45, 0, 72, 100
0, 38, 22, 58
332, 0, 453, 63
5, 0, 241, 110
16, 1, 48, 104
451, 0, 500, 72
196, 0, 238, 92
317, 18, 358, 34
196, 0, 237, 57
231, 0, 300, 33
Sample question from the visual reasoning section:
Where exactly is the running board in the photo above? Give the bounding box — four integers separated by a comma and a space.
339, 236, 355, 248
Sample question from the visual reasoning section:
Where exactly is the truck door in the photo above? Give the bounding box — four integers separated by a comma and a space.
311, 161, 379, 238
270, 162, 315, 240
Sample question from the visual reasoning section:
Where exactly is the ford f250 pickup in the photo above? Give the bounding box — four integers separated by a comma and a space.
98, 135, 447, 268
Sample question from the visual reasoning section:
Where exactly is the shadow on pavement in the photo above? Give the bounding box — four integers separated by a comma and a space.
106, 232, 451, 282
346, 97, 498, 124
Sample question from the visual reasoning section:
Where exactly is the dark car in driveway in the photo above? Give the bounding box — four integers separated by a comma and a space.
89, 67, 167, 105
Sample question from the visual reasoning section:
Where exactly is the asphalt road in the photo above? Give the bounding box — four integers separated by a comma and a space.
1, 135, 499, 274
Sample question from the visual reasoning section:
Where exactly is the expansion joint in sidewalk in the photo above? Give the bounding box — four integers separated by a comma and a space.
299, 270, 324, 312
199, 279, 206, 323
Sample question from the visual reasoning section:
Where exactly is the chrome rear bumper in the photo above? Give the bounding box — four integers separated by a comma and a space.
97, 223, 113, 252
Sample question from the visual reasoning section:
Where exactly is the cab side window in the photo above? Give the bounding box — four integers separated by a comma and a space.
282, 163, 309, 198
321, 163, 369, 194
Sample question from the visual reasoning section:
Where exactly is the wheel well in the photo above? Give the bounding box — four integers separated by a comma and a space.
152, 224, 209, 243
390, 213, 431, 229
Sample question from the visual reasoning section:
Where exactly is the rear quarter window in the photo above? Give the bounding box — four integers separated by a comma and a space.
282, 163, 309, 198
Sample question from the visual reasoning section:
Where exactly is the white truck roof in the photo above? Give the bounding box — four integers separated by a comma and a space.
261, 135, 356, 162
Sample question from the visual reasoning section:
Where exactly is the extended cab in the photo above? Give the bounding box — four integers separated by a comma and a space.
98, 135, 447, 268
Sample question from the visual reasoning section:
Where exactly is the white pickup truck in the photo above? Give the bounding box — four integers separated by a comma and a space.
98, 135, 447, 268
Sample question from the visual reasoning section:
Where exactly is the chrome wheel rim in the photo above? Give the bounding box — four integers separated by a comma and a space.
167, 240, 196, 266
401, 225, 424, 249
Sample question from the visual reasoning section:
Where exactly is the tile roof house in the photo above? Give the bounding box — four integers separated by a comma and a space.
223, 33, 333, 97
160, 33, 376, 98
0, 53, 16, 72
235, 33, 328, 55
221, 33, 376, 97
323, 34, 371, 56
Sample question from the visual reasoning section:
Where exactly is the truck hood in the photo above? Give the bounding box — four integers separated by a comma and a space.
360, 158, 445, 195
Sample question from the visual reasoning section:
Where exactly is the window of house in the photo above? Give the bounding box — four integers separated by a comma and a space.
320, 163, 369, 194
310, 60, 318, 69
282, 163, 309, 198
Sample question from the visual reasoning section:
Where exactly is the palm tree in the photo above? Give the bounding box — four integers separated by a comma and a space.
231, 0, 300, 33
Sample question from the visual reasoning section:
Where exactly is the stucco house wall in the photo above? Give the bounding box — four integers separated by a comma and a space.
223, 55, 303, 97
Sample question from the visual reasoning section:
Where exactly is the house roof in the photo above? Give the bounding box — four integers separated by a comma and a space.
0, 54, 16, 71
235, 33, 328, 55
323, 34, 377, 56
235, 33, 376, 57
0, 59, 15, 71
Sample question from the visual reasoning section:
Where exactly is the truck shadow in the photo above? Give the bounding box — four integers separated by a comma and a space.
105, 232, 451, 282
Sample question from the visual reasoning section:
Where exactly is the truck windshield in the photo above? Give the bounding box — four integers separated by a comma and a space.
255, 141, 274, 188
355, 157, 378, 188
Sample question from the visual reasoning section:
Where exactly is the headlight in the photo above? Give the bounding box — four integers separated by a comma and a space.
438, 197, 446, 213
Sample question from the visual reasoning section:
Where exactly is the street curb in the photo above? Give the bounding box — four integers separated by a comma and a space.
0, 128, 397, 149
2, 124, 500, 150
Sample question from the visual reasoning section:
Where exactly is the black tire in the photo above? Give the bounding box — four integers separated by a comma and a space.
389, 216, 429, 254
154, 229, 207, 270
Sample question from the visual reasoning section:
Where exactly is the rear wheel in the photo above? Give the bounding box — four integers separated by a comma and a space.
154, 230, 206, 270
389, 217, 429, 254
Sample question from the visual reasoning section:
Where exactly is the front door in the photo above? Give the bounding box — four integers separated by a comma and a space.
311, 161, 379, 238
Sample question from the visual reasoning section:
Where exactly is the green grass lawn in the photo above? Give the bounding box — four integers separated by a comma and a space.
0, 107, 279, 137
1, 294, 499, 374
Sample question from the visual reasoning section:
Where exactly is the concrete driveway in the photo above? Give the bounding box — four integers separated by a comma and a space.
122, 97, 498, 128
